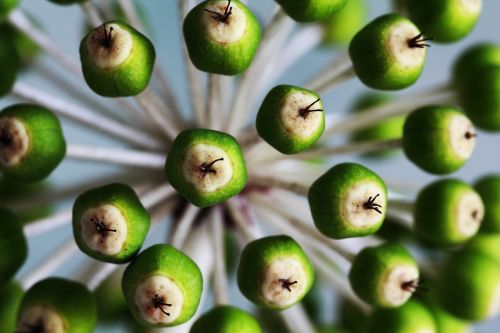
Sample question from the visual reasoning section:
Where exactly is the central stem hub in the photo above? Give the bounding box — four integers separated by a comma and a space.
298, 98, 323, 119
401, 279, 418, 292
204, 0, 233, 24
363, 193, 383, 214
0, 127, 12, 147
199, 158, 224, 176
93, 24, 114, 48
91, 217, 117, 242
279, 278, 298, 292
407, 33, 433, 49
152, 294, 172, 316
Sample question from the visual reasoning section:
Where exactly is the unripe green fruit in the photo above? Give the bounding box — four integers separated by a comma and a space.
256, 85, 325, 154
0, 208, 27, 285
190, 306, 262, 333
183, 0, 261, 75
428, 301, 472, 333
414, 179, 484, 247
165, 128, 247, 208
0, 0, 18, 20
0, 281, 23, 332
350, 94, 405, 159
474, 175, 500, 232
0, 22, 40, 66
17, 278, 97, 333
322, 0, 366, 47
338, 298, 366, 333
403, 105, 477, 174
0, 35, 20, 96
47, 0, 86, 5
452, 43, 500, 89
72, 183, 150, 263
122, 244, 203, 327
459, 65, 500, 131
462, 233, 500, 264
308, 162, 387, 239
237, 235, 314, 310
94, 269, 128, 322
276, 0, 347, 23
375, 217, 413, 243
349, 14, 427, 90
349, 242, 419, 308
80, 21, 156, 97
366, 300, 437, 333
0, 104, 66, 182
437, 250, 500, 321
301, 279, 324, 324
401, 0, 482, 43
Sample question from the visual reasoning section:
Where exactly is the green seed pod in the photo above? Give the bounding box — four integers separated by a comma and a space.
462, 233, 500, 264
276, 0, 347, 23
301, 279, 324, 324
402, 105, 477, 174
452, 43, 500, 89
0, 35, 20, 97
0, 208, 27, 285
350, 94, 405, 159
0, 23, 40, 66
414, 179, 484, 247
375, 217, 413, 243
338, 298, 366, 333
0, 104, 66, 182
0, 281, 23, 332
348, 242, 419, 308
349, 14, 427, 90
428, 301, 472, 333
322, 0, 366, 47
237, 235, 314, 310
47, 0, 87, 6
72, 183, 150, 263
94, 269, 128, 322
190, 305, 262, 333
256, 85, 325, 154
256, 308, 288, 333
17, 278, 97, 333
122, 244, 203, 327
165, 128, 247, 208
459, 65, 500, 131
437, 250, 500, 321
0, 0, 18, 20
80, 20, 156, 97
366, 300, 437, 333
401, 0, 482, 43
183, 0, 261, 75
308, 162, 387, 239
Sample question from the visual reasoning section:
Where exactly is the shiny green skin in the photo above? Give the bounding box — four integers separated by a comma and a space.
308, 163, 387, 239
237, 235, 314, 310
366, 300, 437, 333
0, 35, 20, 96
414, 179, 482, 247
452, 43, 500, 89
403, 106, 473, 174
0, 208, 27, 285
349, 242, 418, 308
437, 250, 500, 321
47, 0, 86, 5
475, 175, 500, 232
0, 23, 40, 66
338, 298, 366, 333
165, 128, 247, 208
256, 85, 325, 154
80, 20, 156, 97
0, 281, 23, 332
349, 14, 426, 90
428, 301, 471, 333
183, 0, 261, 75
351, 94, 405, 159
375, 217, 413, 243
94, 269, 127, 322
459, 65, 500, 131
0, 104, 66, 182
18, 278, 97, 333
72, 183, 150, 263
276, 0, 347, 23
190, 306, 262, 333
322, 0, 366, 47
122, 244, 203, 327
401, 0, 481, 43
0, 0, 18, 20
462, 233, 500, 263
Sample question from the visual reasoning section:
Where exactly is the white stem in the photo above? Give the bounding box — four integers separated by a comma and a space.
20, 239, 78, 290
226, 197, 262, 241
307, 66, 356, 94
135, 90, 181, 140
324, 85, 456, 137
210, 207, 230, 305
304, 51, 351, 92
169, 204, 199, 249
66, 144, 166, 169
178, 0, 205, 125
389, 199, 414, 213
23, 209, 72, 238
8, 9, 81, 75
80, 1, 103, 27
225, 8, 294, 135
280, 305, 316, 333
386, 210, 413, 229
206, 74, 222, 130
12, 81, 165, 150
250, 175, 309, 196
86, 262, 119, 291
140, 184, 176, 209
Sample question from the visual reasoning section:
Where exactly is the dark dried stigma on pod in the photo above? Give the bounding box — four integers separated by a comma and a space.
152, 294, 172, 316
204, 0, 233, 24
199, 158, 224, 177
407, 32, 433, 49
472, 209, 479, 220
91, 216, 116, 243
363, 193, 383, 214
298, 98, 323, 119
401, 279, 419, 293
0, 126, 12, 147
92, 24, 114, 48
465, 131, 477, 140
17, 320, 45, 333
279, 278, 298, 292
